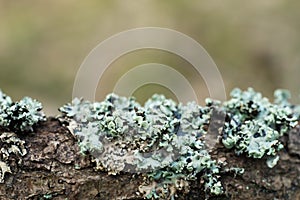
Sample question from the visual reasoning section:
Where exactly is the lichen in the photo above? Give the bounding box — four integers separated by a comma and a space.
0, 90, 46, 132
43, 193, 53, 199
0, 132, 27, 183
274, 89, 300, 120
0, 89, 45, 183
59, 88, 299, 199
59, 94, 224, 199
137, 101, 223, 199
222, 88, 298, 167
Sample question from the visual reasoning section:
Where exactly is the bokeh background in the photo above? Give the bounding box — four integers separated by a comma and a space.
1, 1, 300, 115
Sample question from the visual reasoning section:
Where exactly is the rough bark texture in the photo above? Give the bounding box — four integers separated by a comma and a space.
0, 118, 299, 200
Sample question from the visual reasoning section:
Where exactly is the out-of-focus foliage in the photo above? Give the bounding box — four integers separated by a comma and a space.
1, 1, 300, 115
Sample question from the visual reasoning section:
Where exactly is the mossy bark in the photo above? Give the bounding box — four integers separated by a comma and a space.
0, 118, 299, 200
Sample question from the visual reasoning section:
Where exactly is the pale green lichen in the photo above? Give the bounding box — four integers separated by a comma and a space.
60, 94, 183, 174
43, 193, 53, 199
0, 90, 45, 132
59, 94, 224, 199
137, 101, 223, 199
0, 161, 11, 183
222, 88, 297, 167
0, 132, 27, 183
0, 90, 45, 183
266, 155, 280, 168
274, 89, 300, 119
59, 88, 299, 199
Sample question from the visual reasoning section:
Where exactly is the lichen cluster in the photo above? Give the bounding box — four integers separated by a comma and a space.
222, 88, 298, 168
0, 90, 45, 132
0, 90, 45, 183
0, 132, 27, 183
0, 87, 297, 198
274, 89, 300, 120
59, 94, 223, 199
59, 87, 298, 199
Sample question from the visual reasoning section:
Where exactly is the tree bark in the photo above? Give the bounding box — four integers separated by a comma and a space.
0, 118, 299, 200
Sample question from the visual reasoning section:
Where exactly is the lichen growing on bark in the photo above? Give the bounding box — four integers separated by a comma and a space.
0, 90, 45, 132
0, 90, 45, 183
59, 88, 299, 199
0, 132, 27, 183
222, 88, 297, 168
59, 94, 224, 199
0, 87, 298, 199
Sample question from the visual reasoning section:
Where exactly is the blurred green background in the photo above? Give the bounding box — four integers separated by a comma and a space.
1, 1, 300, 115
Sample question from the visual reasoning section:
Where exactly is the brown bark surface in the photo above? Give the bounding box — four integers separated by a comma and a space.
0, 118, 299, 200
